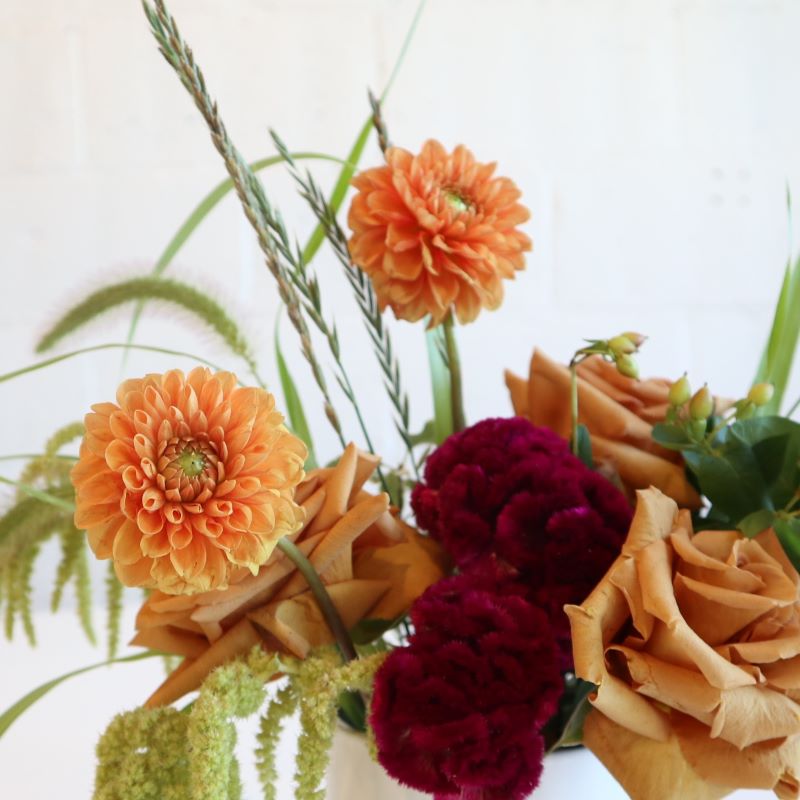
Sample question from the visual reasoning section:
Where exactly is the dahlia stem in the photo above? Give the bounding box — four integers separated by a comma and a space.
275, 538, 357, 663
443, 314, 466, 433
570, 360, 580, 457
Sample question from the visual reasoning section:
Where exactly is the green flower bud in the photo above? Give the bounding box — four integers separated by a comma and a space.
668, 374, 691, 407
688, 418, 708, 440
689, 385, 713, 421
608, 335, 637, 355
616, 354, 639, 380
747, 382, 774, 407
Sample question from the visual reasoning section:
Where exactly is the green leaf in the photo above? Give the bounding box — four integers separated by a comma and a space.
0, 650, 162, 740
124, 152, 349, 354
682, 417, 800, 526
753, 254, 800, 414
738, 509, 778, 538
37, 277, 256, 373
274, 313, 317, 470
426, 327, 453, 444
544, 677, 596, 752
774, 518, 800, 573
684, 445, 767, 523
408, 420, 437, 447
651, 423, 693, 451
349, 617, 401, 646
574, 424, 594, 469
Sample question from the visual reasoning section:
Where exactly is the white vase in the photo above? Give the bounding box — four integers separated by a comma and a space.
325, 729, 772, 799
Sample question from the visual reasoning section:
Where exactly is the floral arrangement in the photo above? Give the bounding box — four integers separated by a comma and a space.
2, 2, 800, 800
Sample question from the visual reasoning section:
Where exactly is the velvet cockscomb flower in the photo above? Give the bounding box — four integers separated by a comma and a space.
347, 140, 531, 326
370, 571, 562, 800
411, 417, 632, 668
71, 368, 307, 595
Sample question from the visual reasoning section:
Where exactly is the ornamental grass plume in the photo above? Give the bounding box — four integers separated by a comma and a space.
133, 444, 446, 708
71, 367, 307, 595
411, 416, 631, 668
347, 140, 531, 325
370, 571, 562, 800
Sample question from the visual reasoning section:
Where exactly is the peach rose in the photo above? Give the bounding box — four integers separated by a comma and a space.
567, 488, 800, 799
506, 349, 701, 508
133, 444, 447, 708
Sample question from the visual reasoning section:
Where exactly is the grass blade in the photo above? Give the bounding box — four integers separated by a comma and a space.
274, 313, 317, 469
753, 256, 800, 413
0, 477, 75, 512
0, 343, 230, 386
0, 651, 162, 740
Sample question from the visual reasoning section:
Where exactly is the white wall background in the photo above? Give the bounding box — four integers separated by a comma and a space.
1, 0, 799, 797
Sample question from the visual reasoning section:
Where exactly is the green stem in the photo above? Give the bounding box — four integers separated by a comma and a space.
788, 394, 800, 418
570, 361, 579, 457
442, 315, 466, 433
275, 538, 357, 662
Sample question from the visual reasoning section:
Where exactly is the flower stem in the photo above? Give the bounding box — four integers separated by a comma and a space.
570, 361, 580, 457
443, 314, 466, 433
275, 538, 357, 663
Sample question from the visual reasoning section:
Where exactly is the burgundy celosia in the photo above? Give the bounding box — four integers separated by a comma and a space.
411, 417, 631, 667
370, 572, 561, 800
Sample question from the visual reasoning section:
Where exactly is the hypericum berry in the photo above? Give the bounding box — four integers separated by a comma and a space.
615, 353, 639, 380
747, 382, 775, 407
668, 374, 691, 407
608, 335, 637, 356
689, 385, 713, 421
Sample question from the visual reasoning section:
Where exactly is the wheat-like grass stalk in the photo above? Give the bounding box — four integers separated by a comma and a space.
270, 132, 418, 478
143, 0, 347, 450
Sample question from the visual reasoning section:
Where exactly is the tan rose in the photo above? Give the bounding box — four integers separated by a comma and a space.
567, 488, 800, 799
506, 349, 701, 508
133, 444, 447, 708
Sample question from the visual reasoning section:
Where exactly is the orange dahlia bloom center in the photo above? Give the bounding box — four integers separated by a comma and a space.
72, 367, 307, 595
159, 435, 219, 502
347, 139, 532, 325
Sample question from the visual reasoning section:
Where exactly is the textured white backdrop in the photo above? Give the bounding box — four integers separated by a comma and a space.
1, 0, 799, 797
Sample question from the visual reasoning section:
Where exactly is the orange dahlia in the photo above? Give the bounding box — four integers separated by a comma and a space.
347, 139, 532, 325
71, 367, 307, 595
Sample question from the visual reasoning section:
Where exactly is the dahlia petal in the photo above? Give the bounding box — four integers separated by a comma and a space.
108, 411, 135, 440
228, 502, 253, 532
192, 515, 223, 539
115, 557, 155, 589
104, 439, 136, 472
142, 488, 165, 512
122, 465, 147, 492
87, 517, 125, 559
137, 508, 164, 535
384, 247, 424, 281
167, 524, 193, 550
140, 530, 172, 558
113, 519, 144, 565
205, 499, 233, 518
75, 503, 119, 530
78, 472, 122, 505
170, 537, 208, 580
